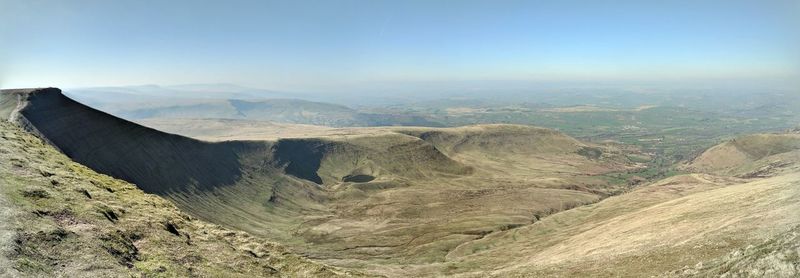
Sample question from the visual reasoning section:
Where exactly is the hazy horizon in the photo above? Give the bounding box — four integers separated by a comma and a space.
2, 0, 799, 93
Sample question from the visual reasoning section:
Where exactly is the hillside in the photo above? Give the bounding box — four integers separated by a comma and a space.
667, 224, 800, 277
431, 134, 800, 277
0, 120, 357, 277
686, 133, 800, 177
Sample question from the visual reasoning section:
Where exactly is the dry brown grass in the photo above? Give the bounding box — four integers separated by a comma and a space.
686, 134, 800, 175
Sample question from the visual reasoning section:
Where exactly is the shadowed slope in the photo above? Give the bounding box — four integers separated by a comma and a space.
272, 139, 329, 184
1, 88, 264, 194
0, 88, 336, 243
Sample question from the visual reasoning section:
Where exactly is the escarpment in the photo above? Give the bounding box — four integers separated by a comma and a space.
1, 88, 267, 194
1, 88, 474, 194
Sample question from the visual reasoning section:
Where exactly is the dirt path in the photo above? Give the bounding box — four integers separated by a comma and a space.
7, 93, 24, 123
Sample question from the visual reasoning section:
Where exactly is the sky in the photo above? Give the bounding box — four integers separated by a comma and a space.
1, 0, 798, 93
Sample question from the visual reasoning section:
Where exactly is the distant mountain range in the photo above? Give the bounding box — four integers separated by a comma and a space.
115, 98, 440, 127
65, 84, 442, 127
64, 83, 800, 129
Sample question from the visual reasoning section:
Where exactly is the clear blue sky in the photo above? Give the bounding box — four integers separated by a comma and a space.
1, 0, 798, 92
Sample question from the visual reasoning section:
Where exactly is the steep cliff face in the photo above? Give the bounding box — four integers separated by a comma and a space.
1, 88, 472, 193
1, 88, 269, 194
0, 88, 331, 246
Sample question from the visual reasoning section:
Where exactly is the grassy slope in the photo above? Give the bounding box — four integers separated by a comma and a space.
432, 133, 800, 277
686, 133, 800, 176
0, 121, 361, 277
667, 224, 800, 277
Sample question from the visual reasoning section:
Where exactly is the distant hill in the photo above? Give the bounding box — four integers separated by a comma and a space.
115, 98, 442, 127
686, 133, 800, 177
66, 85, 442, 127
117, 98, 357, 125
66, 83, 294, 103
